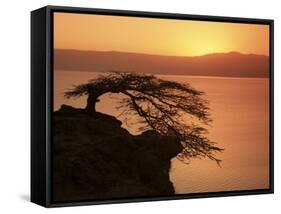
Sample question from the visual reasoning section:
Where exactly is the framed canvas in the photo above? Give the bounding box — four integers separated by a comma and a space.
31, 5, 274, 207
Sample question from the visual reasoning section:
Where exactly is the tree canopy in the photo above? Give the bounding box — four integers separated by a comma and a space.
65, 72, 223, 164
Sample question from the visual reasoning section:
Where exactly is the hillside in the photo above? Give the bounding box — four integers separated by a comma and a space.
54, 49, 269, 78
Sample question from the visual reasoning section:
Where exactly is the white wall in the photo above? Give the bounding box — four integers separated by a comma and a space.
0, 0, 279, 212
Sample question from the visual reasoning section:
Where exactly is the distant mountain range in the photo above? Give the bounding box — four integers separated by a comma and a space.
54, 49, 269, 78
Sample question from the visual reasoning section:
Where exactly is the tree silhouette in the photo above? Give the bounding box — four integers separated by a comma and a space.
64, 72, 223, 164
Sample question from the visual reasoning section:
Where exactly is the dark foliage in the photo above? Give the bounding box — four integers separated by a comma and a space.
65, 72, 223, 164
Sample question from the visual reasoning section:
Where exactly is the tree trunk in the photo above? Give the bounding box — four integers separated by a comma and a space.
86, 93, 98, 115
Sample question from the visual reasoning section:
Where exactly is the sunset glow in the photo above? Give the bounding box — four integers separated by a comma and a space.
52, 11, 270, 199
54, 12, 269, 56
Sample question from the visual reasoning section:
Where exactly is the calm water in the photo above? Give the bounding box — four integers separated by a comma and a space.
54, 70, 270, 193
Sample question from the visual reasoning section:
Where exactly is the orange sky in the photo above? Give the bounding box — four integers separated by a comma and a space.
54, 12, 269, 57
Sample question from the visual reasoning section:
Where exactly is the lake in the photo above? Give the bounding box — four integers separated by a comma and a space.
54, 70, 270, 194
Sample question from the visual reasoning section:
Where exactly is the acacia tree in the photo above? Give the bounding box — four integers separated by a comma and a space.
64, 72, 223, 164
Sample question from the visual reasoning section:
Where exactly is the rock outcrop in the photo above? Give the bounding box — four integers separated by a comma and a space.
53, 105, 183, 202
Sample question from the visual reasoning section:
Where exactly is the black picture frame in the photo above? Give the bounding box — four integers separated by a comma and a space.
31, 5, 274, 208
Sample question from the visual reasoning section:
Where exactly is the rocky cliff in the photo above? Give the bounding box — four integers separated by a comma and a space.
53, 105, 183, 202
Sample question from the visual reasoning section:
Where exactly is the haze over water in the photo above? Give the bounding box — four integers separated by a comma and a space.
54, 70, 269, 193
